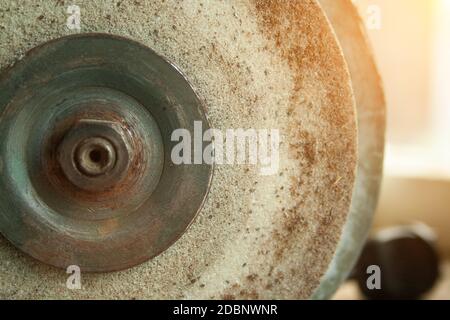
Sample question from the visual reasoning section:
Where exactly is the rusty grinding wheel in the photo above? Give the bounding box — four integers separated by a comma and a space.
0, 0, 385, 299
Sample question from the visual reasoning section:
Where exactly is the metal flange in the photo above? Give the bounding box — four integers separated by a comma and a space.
0, 34, 213, 272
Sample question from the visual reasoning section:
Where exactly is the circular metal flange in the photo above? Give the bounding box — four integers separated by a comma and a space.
0, 34, 213, 272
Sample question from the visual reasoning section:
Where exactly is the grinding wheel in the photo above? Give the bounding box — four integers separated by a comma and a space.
0, 0, 384, 299
314, 0, 386, 299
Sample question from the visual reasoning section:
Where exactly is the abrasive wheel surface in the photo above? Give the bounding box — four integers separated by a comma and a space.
314, 0, 386, 299
0, 0, 357, 299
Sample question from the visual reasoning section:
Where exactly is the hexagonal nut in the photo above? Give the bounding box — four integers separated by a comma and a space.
57, 118, 133, 192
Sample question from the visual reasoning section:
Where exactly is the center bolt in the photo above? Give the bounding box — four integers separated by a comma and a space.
75, 137, 117, 177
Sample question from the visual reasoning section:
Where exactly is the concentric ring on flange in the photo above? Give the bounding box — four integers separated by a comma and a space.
0, 34, 213, 272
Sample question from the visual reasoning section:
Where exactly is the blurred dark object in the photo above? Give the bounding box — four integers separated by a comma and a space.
353, 224, 440, 300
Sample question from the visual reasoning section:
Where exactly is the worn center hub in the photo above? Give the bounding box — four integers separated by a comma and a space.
0, 33, 212, 272
56, 118, 133, 192
75, 137, 116, 176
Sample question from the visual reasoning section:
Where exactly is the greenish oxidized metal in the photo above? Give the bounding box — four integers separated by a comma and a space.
0, 34, 213, 272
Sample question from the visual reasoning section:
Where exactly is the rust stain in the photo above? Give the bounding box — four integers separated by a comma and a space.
252, 0, 356, 260
218, 0, 357, 298
253, 0, 351, 127
97, 218, 119, 237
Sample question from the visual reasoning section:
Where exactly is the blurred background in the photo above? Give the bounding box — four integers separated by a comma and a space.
334, 0, 450, 300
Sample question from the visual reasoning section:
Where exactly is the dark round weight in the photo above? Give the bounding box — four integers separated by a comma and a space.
0, 34, 213, 272
354, 225, 440, 300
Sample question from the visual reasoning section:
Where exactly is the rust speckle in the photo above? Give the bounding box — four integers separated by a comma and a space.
248, 0, 357, 298
253, 0, 351, 127
246, 274, 259, 282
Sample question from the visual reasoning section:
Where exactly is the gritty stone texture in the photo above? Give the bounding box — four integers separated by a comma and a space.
313, 0, 386, 299
0, 0, 357, 299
